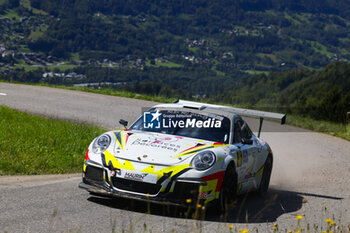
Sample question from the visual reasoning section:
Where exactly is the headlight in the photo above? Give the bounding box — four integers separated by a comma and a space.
92, 134, 111, 153
191, 151, 216, 171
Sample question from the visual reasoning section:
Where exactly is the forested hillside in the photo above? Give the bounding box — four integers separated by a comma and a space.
1, 0, 350, 123
2, 0, 350, 70
211, 62, 350, 123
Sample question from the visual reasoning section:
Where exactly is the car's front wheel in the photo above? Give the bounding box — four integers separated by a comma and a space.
219, 164, 237, 213
258, 155, 272, 197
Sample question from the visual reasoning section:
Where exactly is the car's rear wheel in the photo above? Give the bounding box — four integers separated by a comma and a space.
219, 164, 237, 213
258, 155, 272, 197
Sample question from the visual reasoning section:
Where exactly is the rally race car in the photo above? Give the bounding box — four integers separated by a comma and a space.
79, 100, 285, 210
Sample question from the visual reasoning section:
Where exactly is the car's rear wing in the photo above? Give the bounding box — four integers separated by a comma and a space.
173, 100, 286, 137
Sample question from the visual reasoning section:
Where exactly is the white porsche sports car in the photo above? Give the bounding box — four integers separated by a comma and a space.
79, 100, 285, 210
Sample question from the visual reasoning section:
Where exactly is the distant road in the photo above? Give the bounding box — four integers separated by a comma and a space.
0, 83, 349, 232
0, 82, 157, 129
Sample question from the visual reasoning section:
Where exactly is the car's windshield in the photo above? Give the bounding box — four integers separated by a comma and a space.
130, 109, 230, 143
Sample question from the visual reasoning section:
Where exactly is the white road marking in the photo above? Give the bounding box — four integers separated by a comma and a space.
0, 92, 7, 96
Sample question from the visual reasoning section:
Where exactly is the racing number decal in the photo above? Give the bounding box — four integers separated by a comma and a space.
242, 149, 248, 163
237, 150, 248, 167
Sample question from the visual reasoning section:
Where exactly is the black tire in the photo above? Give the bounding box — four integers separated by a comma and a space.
219, 164, 237, 213
258, 155, 272, 197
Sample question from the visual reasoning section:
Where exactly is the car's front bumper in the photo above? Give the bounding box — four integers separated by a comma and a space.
79, 162, 208, 207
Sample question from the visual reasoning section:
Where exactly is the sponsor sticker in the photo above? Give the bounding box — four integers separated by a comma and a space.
116, 169, 158, 184
198, 191, 208, 199
237, 151, 242, 167
242, 149, 248, 163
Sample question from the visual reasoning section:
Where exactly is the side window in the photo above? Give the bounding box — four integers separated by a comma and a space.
233, 121, 242, 143
241, 121, 253, 140
233, 118, 252, 143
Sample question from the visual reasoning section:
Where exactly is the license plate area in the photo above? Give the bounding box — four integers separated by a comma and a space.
116, 169, 158, 184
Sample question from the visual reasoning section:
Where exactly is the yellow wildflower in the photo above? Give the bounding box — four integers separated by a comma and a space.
325, 218, 336, 226
186, 198, 192, 203
296, 215, 303, 220
238, 228, 242, 232
145, 193, 150, 198
197, 204, 202, 208
242, 230, 249, 233
228, 224, 233, 229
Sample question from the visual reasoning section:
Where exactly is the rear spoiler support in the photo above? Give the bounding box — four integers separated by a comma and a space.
258, 117, 264, 138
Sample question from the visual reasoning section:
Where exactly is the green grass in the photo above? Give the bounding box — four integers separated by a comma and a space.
244, 70, 270, 75
257, 53, 278, 63
211, 66, 225, 76
287, 114, 350, 140
47, 64, 77, 71
284, 12, 301, 25
18, 45, 32, 53
63, 86, 177, 103
70, 52, 80, 61
188, 47, 200, 53
155, 61, 183, 68
20, 0, 47, 15
13, 64, 41, 71
0, 9, 20, 21
13, 63, 77, 71
309, 41, 334, 57
29, 24, 48, 40
0, 105, 104, 175
145, 59, 183, 68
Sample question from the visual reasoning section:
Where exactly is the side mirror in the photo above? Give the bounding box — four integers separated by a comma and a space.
119, 119, 128, 128
241, 138, 253, 145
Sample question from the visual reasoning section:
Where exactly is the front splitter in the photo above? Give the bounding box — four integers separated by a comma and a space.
79, 182, 187, 207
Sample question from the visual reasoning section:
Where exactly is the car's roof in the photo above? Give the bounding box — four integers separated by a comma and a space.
154, 103, 237, 119
154, 100, 286, 124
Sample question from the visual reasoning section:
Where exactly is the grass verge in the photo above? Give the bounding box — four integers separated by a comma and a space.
287, 114, 350, 140
42, 83, 178, 103
0, 105, 104, 175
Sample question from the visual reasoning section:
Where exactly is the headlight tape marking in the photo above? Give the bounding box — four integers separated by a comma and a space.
114, 131, 123, 150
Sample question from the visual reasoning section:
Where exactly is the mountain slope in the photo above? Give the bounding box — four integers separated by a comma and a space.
212, 62, 350, 122
2, 0, 350, 72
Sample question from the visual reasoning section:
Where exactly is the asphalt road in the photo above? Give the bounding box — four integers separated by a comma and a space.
0, 83, 349, 233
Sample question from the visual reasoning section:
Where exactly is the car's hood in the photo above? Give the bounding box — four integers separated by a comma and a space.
111, 130, 222, 165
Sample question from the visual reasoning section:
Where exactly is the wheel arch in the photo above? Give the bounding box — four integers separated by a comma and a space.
225, 160, 237, 173
223, 160, 238, 187
267, 151, 273, 166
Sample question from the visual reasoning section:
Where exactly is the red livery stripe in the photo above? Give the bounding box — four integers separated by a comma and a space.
201, 171, 226, 192
85, 149, 90, 161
